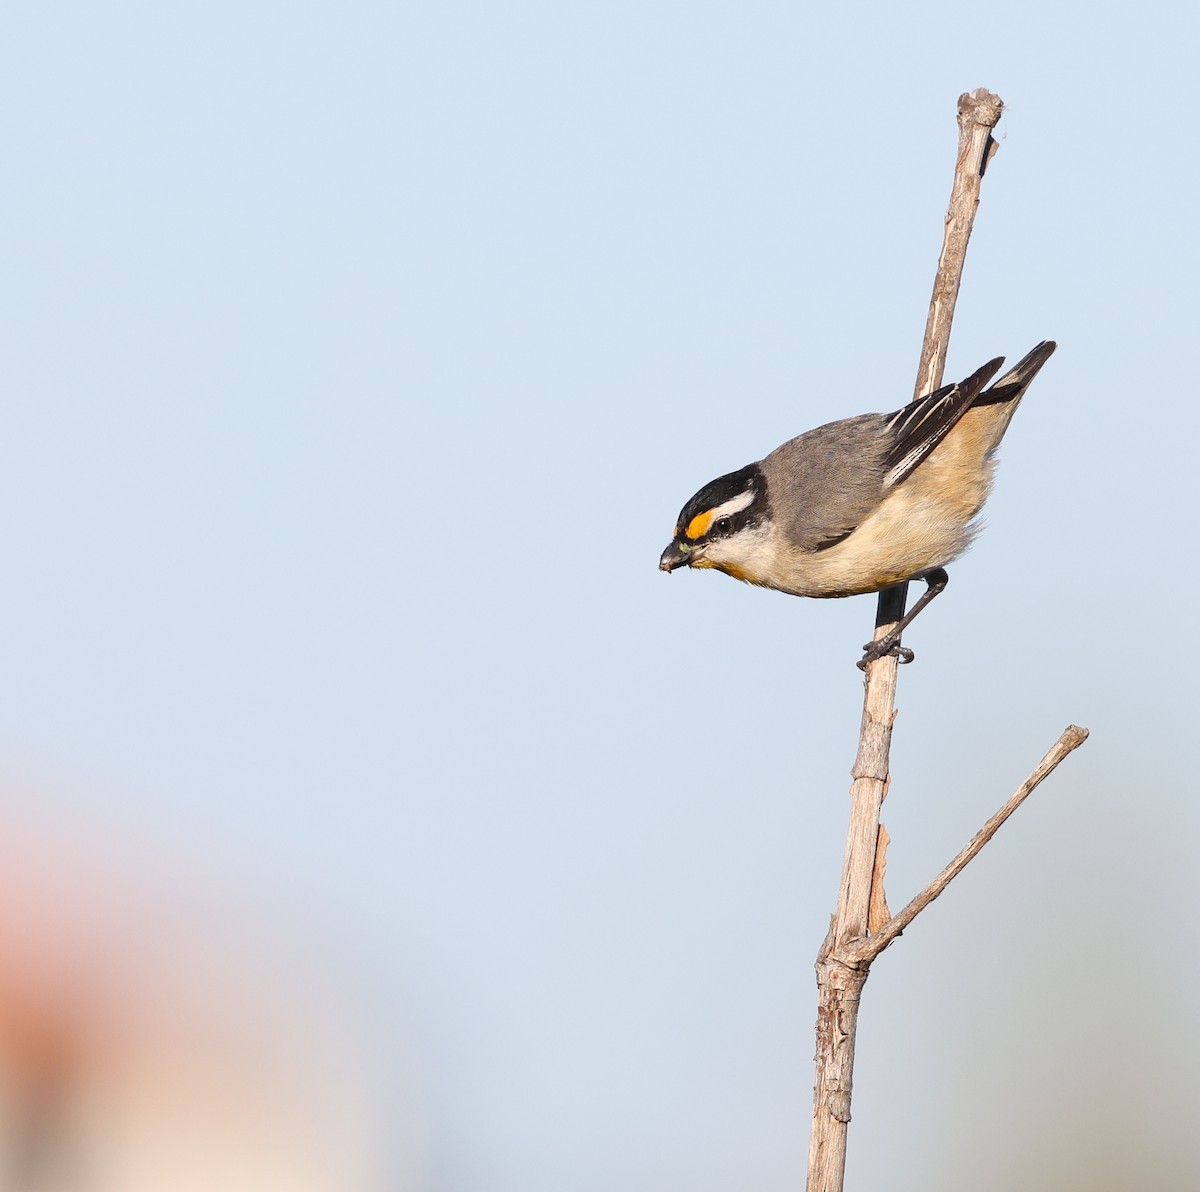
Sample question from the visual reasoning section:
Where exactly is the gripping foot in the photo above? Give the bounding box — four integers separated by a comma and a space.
855, 568, 949, 670
857, 640, 915, 669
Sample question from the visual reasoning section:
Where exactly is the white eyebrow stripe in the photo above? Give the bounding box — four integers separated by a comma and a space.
709, 488, 755, 520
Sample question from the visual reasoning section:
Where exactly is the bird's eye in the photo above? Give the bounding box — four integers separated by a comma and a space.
716, 517, 732, 534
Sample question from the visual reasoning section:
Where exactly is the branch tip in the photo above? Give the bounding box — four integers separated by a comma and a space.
958, 88, 1004, 128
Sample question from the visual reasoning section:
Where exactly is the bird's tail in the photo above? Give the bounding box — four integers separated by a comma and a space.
920, 340, 1057, 484
976, 340, 1057, 409
969, 339, 1057, 444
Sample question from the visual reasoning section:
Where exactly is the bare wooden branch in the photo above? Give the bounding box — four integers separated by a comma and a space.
913, 88, 1005, 403
807, 89, 1009, 1192
805, 87, 1091, 1192
847, 726, 1090, 964
833, 673, 898, 942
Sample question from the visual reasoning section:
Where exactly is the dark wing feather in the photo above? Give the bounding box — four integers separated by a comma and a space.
881, 356, 1005, 488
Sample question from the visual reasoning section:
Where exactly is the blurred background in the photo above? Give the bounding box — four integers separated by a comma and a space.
2, 2, 1198, 1189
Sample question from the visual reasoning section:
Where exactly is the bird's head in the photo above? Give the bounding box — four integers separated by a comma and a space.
659, 464, 770, 581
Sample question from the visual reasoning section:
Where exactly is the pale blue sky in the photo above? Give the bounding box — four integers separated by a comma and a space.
3, 2, 1198, 1189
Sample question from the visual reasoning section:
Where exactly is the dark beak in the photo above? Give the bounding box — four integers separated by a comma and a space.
659, 541, 690, 572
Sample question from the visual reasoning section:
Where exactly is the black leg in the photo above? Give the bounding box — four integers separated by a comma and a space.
857, 568, 950, 669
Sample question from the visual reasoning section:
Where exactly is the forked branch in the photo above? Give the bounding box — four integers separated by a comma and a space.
805, 90, 1088, 1192
845, 725, 1090, 965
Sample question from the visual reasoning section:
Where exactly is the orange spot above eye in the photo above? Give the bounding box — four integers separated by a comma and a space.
685, 510, 714, 540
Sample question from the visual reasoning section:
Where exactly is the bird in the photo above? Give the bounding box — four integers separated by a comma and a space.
659, 342, 1056, 664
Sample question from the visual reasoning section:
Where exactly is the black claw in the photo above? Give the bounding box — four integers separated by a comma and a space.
857, 639, 915, 670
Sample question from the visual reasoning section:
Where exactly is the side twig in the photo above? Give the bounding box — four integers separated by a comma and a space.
846, 725, 1090, 965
